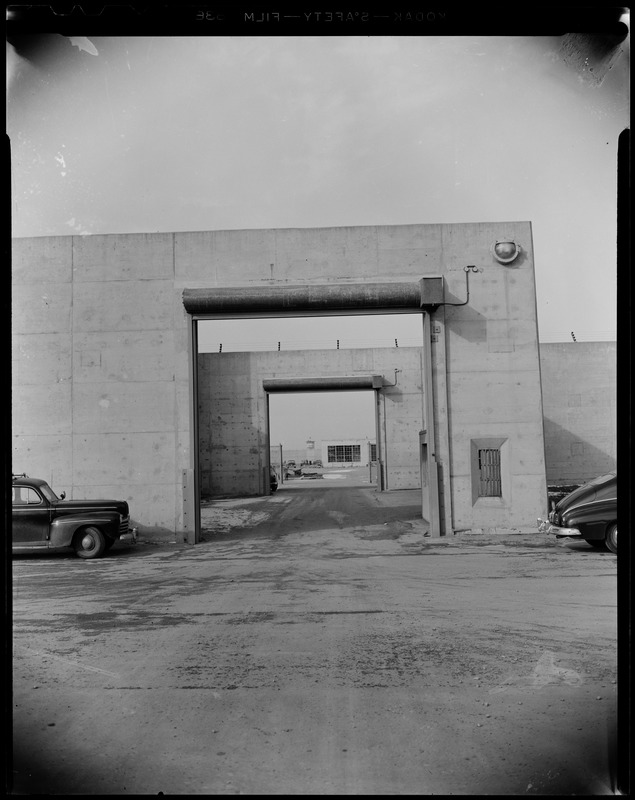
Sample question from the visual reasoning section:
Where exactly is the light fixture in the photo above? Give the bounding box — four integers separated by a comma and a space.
492, 239, 521, 264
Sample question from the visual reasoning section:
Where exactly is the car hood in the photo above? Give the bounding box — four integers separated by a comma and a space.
54, 499, 129, 515
556, 471, 616, 514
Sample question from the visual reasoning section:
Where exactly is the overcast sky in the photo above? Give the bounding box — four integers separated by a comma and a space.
8, 32, 629, 339
7, 28, 629, 449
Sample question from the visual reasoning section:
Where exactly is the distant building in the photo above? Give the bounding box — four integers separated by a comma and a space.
270, 438, 377, 469
321, 438, 376, 466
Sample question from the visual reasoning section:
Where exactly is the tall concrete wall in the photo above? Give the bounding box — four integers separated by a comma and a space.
198, 348, 424, 498
435, 228, 547, 532
12, 221, 547, 537
539, 342, 616, 484
11, 234, 189, 538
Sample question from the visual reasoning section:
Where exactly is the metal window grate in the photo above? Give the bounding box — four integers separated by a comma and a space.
369, 443, 377, 462
478, 448, 502, 496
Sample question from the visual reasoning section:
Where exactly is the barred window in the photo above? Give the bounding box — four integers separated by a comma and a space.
327, 445, 362, 463
478, 448, 502, 496
369, 443, 377, 462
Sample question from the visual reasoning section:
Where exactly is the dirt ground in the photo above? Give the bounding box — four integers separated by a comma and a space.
10, 473, 620, 795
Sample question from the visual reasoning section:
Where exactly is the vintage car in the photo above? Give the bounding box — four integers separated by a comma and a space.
537, 470, 617, 554
270, 467, 278, 493
283, 461, 302, 478
12, 473, 137, 559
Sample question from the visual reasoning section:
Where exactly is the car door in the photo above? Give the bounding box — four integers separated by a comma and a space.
12, 485, 51, 546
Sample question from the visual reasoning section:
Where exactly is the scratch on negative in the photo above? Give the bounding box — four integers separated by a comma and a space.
15, 645, 119, 678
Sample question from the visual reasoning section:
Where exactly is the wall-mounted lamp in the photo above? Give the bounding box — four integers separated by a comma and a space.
492, 239, 521, 264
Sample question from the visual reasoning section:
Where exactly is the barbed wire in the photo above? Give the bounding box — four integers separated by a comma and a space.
200, 331, 616, 352
538, 330, 616, 342
200, 337, 424, 352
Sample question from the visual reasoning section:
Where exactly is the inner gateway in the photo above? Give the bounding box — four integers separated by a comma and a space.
196, 312, 430, 502
267, 390, 377, 482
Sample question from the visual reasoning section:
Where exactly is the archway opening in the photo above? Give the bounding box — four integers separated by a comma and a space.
193, 312, 428, 539
268, 390, 377, 489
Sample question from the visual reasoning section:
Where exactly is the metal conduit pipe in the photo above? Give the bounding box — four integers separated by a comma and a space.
182, 277, 444, 315
263, 376, 383, 392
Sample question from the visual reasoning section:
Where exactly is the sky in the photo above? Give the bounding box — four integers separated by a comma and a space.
7, 30, 629, 340
7, 23, 630, 448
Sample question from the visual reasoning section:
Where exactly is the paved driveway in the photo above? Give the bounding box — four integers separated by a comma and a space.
11, 483, 619, 794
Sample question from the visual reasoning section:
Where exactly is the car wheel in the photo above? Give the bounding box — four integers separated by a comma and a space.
73, 526, 107, 559
605, 523, 617, 555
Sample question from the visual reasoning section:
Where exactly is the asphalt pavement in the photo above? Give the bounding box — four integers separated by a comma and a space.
10, 477, 620, 794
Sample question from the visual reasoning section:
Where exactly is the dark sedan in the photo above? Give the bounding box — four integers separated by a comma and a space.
12, 473, 137, 558
538, 470, 617, 553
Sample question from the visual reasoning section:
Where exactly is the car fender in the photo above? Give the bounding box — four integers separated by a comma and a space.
49, 515, 117, 547
562, 498, 616, 540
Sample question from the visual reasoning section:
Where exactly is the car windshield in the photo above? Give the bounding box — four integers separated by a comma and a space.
39, 483, 60, 502
586, 472, 616, 488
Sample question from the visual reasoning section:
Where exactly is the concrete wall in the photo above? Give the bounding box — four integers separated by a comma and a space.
11, 234, 189, 538
198, 348, 425, 497
436, 228, 547, 532
539, 342, 616, 484
12, 221, 547, 536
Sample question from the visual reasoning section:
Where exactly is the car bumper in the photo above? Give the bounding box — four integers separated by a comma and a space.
119, 527, 138, 544
537, 518, 581, 537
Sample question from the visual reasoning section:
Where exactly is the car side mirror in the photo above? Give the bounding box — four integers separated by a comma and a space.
60, 491, 66, 500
